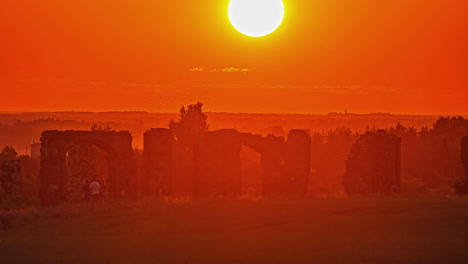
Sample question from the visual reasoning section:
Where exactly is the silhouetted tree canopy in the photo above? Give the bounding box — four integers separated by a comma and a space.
0, 146, 18, 161
169, 102, 208, 147
90, 124, 112, 131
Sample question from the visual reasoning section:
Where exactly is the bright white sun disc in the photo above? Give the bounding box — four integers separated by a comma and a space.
228, 0, 284, 37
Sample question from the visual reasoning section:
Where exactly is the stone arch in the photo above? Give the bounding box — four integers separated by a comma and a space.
241, 133, 285, 196
142, 128, 311, 198
39, 130, 134, 204
192, 129, 242, 197
241, 130, 311, 196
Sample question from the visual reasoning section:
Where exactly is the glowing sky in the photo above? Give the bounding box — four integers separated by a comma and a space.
0, 0, 467, 114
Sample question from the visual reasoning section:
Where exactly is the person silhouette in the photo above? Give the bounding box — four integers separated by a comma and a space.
89, 177, 101, 201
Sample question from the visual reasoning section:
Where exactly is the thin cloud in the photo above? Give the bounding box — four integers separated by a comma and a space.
269, 85, 424, 97
88, 81, 108, 86
189, 67, 206, 72
189, 67, 251, 73
120, 83, 174, 89
222, 67, 250, 73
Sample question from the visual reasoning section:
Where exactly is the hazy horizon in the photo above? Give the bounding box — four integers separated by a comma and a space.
1, 109, 468, 117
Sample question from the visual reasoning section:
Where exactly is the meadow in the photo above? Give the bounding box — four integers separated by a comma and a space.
1, 197, 468, 264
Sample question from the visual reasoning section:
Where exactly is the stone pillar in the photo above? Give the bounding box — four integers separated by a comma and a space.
39, 131, 64, 204
260, 135, 285, 196
462, 133, 468, 180
112, 142, 135, 198
343, 130, 401, 195
241, 133, 286, 196
283, 129, 311, 196
143, 128, 175, 195
193, 129, 242, 198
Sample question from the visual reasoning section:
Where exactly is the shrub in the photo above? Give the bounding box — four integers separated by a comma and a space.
0, 195, 40, 211
453, 179, 468, 195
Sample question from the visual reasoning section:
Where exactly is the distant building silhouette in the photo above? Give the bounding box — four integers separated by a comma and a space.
30, 141, 41, 158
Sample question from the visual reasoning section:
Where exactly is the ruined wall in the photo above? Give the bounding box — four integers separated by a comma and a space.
143, 128, 174, 195
242, 130, 311, 196
40, 130, 134, 204
1, 160, 21, 195
283, 130, 311, 196
242, 133, 284, 196
142, 128, 311, 198
462, 133, 468, 180
193, 129, 242, 197
343, 130, 401, 195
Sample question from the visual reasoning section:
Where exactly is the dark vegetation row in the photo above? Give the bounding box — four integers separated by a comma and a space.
1, 116, 467, 207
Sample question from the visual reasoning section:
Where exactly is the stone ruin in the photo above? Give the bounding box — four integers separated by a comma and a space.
32, 126, 428, 202
35, 127, 410, 202
1, 160, 22, 195
462, 133, 468, 180
39, 130, 134, 204
343, 130, 401, 195
143, 128, 311, 197
143, 128, 175, 196
32, 126, 468, 202
241, 130, 311, 196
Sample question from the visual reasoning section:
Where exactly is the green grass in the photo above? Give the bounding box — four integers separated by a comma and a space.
1, 197, 468, 264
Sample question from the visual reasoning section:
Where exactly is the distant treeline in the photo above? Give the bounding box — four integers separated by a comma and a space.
0, 112, 467, 197
0, 111, 449, 152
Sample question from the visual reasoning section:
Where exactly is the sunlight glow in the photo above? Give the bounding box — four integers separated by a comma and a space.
228, 0, 285, 37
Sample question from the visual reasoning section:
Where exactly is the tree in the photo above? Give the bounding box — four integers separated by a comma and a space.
0, 146, 18, 161
169, 102, 209, 147
454, 179, 468, 195
90, 123, 112, 131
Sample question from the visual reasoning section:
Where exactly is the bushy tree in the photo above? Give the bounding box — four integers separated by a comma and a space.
0, 146, 18, 161
454, 179, 468, 195
90, 124, 112, 131
169, 102, 209, 147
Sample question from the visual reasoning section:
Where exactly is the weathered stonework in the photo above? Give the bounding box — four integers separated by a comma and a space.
242, 130, 311, 196
193, 129, 242, 197
462, 133, 468, 180
40, 130, 134, 204
39, 127, 311, 201
143, 128, 175, 195
283, 129, 311, 195
242, 133, 285, 196
343, 130, 401, 195
143, 128, 312, 198
1, 160, 22, 195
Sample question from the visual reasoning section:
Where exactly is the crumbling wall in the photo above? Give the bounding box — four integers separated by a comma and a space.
242, 133, 284, 196
142, 128, 311, 198
462, 133, 468, 180
193, 129, 242, 197
1, 160, 22, 195
284, 129, 311, 196
242, 130, 311, 196
40, 130, 134, 204
143, 128, 175, 195
343, 130, 401, 195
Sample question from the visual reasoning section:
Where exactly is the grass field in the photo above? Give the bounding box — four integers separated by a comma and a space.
1, 197, 468, 264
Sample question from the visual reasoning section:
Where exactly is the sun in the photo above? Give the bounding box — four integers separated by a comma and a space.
228, 0, 285, 37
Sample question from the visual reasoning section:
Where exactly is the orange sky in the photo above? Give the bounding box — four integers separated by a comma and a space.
1, 0, 467, 114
